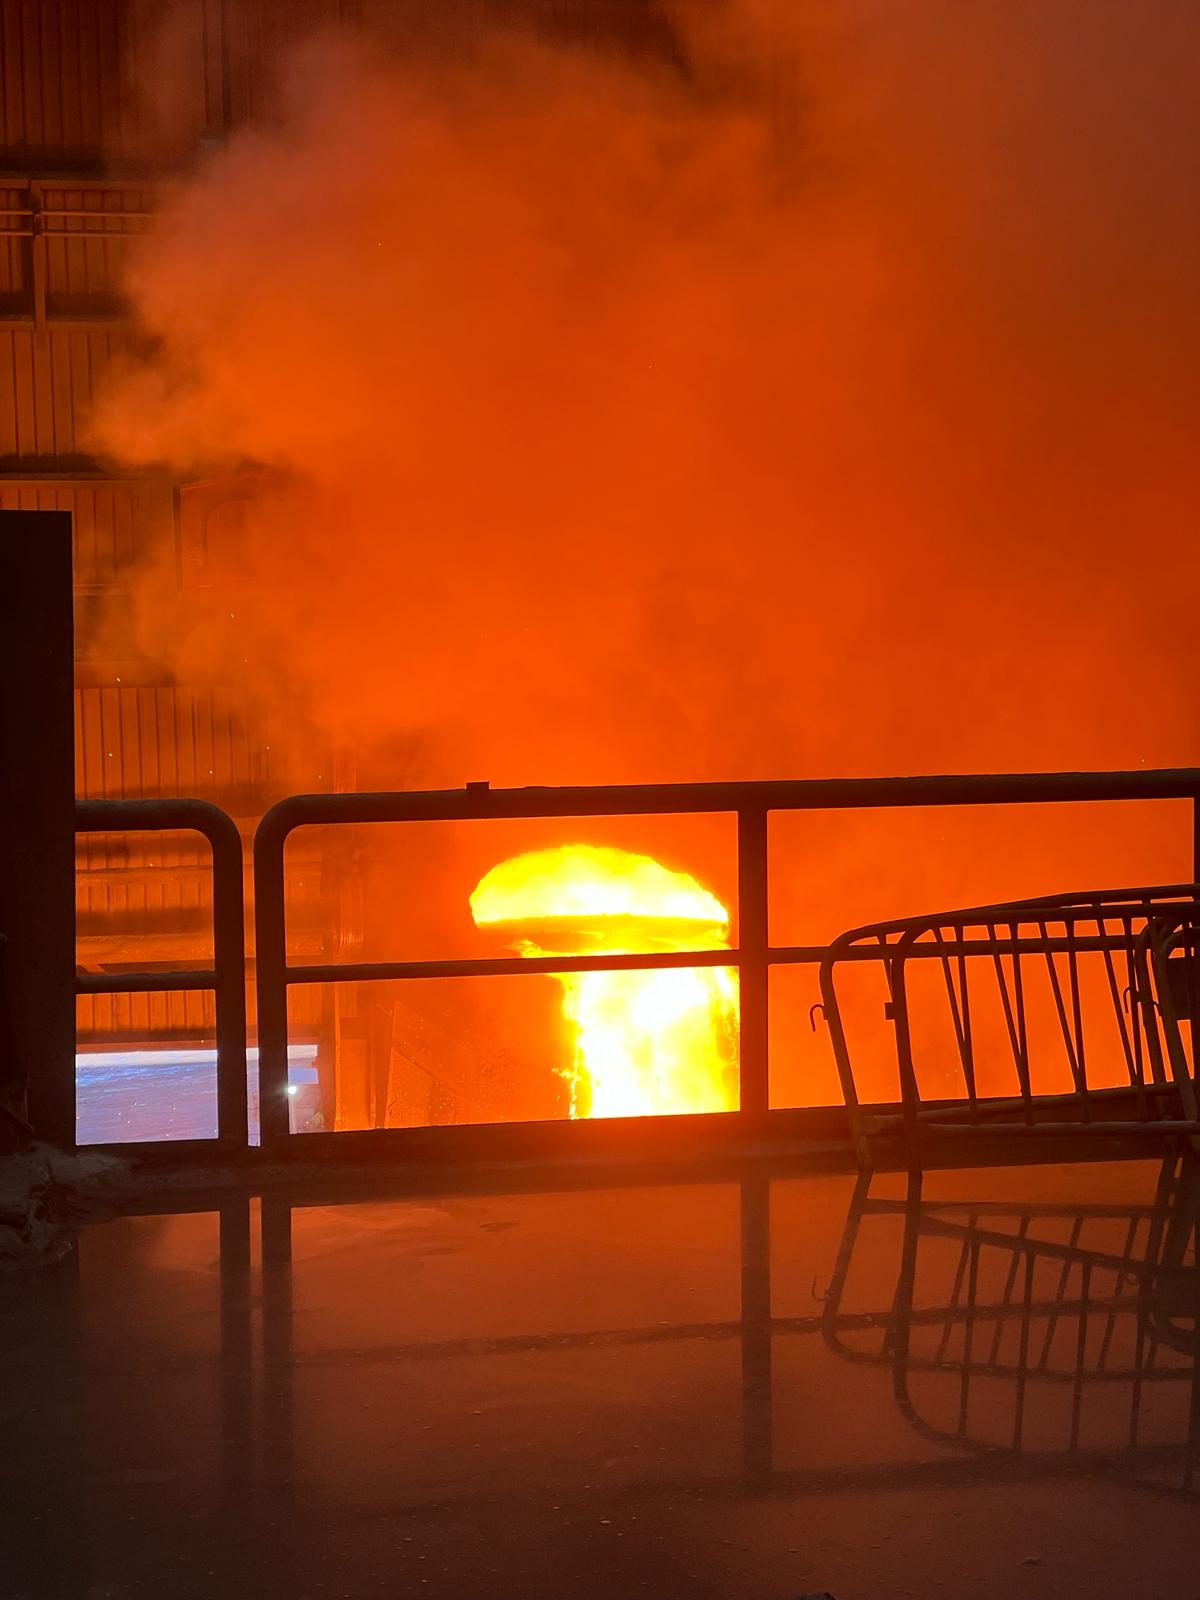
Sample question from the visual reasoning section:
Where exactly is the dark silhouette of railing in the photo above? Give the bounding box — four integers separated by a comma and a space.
75, 798, 248, 1151
251, 770, 1200, 1160
820, 886, 1200, 1167
49, 766, 1200, 1163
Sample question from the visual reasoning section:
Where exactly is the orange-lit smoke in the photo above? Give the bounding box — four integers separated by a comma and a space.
90, 0, 1200, 795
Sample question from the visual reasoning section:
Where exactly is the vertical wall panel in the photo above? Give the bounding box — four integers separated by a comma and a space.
0, 328, 136, 463
0, 1, 212, 165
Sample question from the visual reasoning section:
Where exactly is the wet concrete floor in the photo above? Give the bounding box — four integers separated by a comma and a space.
2, 1156, 1197, 1598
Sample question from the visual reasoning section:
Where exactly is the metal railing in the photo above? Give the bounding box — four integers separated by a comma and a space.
75, 798, 248, 1149
820, 885, 1200, 1167
251, 768, 1200, 1158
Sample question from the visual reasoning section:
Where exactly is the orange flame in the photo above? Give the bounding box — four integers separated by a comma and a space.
470, 845, 739, 1118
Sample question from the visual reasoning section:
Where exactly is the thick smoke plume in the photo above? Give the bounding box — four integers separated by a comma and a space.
93, 0, 1200, 791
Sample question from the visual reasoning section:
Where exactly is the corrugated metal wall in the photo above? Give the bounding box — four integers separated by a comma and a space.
0, 0, 691, 1082
1, 1, 341, 1046
0, 477, 163, 587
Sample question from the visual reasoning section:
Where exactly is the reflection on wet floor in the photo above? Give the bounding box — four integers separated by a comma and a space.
820, 1162, 1199, 1480
1, 1157, 1197, 1599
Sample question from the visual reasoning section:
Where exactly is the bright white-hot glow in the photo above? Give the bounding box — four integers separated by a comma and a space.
470, 845, 738, 1118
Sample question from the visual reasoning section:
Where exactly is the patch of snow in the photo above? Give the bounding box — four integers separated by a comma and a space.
0, 1143, 131, 1273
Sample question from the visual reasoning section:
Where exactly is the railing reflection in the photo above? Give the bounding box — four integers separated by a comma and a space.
6, 1157, 1196, 1597
247, 1159, 1199, 1504
821, 1159, 1200, 1495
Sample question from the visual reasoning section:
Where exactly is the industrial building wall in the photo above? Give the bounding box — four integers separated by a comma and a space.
0, 1, 350, 1049
0, 0, 691, 1095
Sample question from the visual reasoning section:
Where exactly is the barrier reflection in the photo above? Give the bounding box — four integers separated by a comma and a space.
251, 1161, 1198, 1506
821, 1158, 1200, 1494
6, 1157, 1195, 1599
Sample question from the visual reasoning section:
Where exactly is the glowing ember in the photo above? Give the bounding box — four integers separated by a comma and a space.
470, 845, 738, 1118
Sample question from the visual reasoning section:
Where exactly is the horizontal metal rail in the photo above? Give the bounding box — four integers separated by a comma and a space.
253, 766, 1200, 1155
281, 934, 1192, 988
287, 947, 738, 984
75, 799, 248, 1148
256, 768, 1200, 826
76, 969, 218, 994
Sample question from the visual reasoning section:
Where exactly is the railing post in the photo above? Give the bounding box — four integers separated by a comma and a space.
737, 808, 770, 1119
254, 808, 292, 1149
207, 811, 249, 1148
